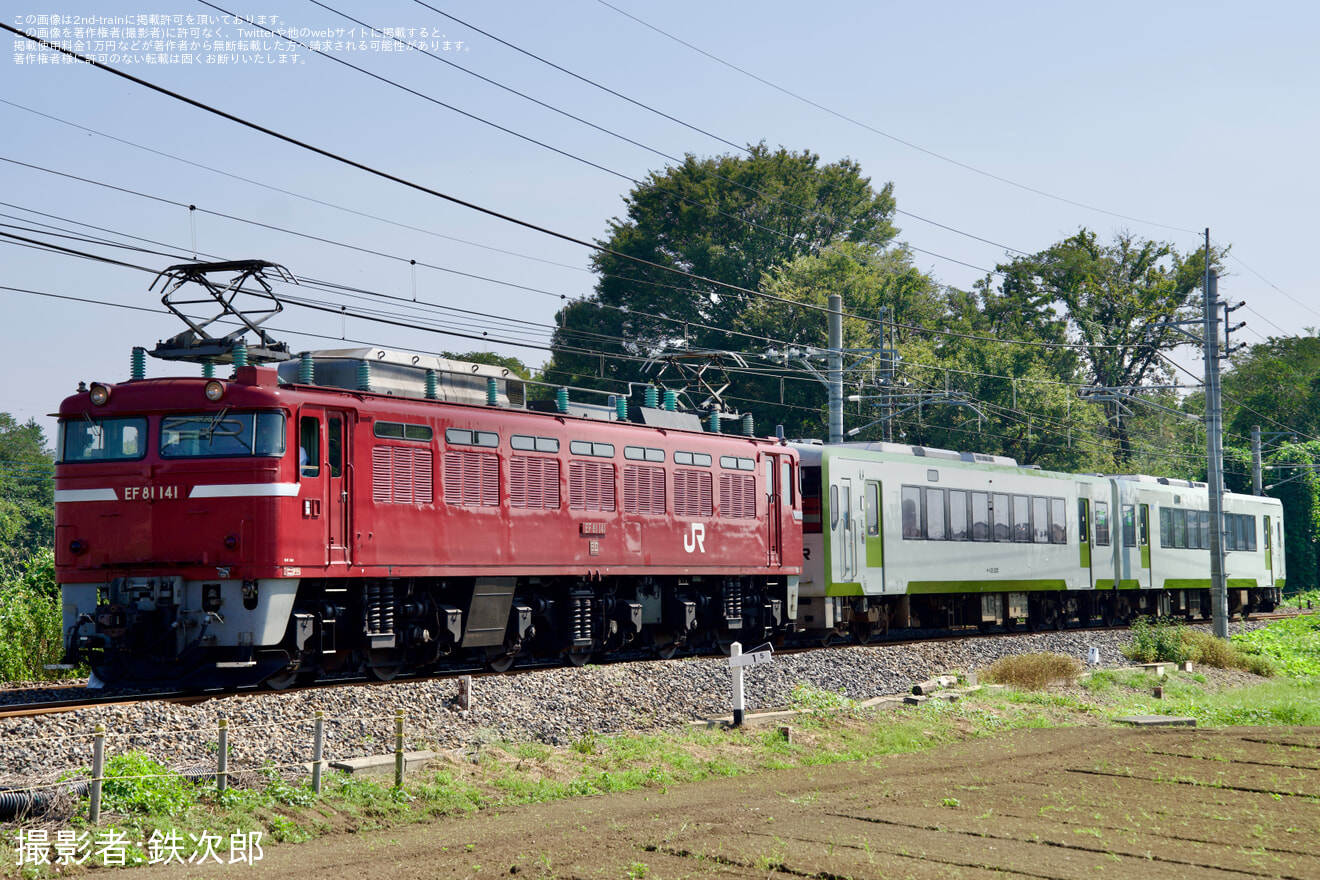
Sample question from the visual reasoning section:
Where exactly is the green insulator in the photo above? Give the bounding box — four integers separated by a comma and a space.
663, 389, 677, 412
425, 369, 438, 400
130, 347, 146, 381
742, 413, 754, 437
232, 343, 248, 368
486, 377, 499, 406
616, 395, 628, 421
298, 352, 315, 384
556, 387, 570, 414
356, 359, 371, 392
644, 386, 659, 409
202, 359, 215, 379
708, 411, 720, 433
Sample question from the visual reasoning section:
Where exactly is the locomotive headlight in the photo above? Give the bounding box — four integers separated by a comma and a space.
89, 383, 111, 406
204, 380, 225, 402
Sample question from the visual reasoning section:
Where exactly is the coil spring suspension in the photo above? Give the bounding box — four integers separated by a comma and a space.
723, 581, 744, 626
366, 582, 395, 635
569, 593, 593, 647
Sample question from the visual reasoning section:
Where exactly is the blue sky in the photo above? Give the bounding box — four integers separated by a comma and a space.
4, 0, 1317, 442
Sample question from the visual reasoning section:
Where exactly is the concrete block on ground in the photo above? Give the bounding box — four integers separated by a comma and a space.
330, 750, 438, 777
1115, 715, 1196, 728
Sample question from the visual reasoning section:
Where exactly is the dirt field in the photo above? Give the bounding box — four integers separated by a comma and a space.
129, 724, 1320, 880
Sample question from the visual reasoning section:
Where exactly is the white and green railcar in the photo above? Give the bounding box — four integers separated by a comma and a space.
793, 441, 1284, 642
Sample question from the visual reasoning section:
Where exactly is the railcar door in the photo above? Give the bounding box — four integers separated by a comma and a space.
1264, 515, 1274, 586
834, 477, 857, 583
1138, 503, 1151, 588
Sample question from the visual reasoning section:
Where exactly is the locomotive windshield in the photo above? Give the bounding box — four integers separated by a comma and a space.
59, 416, 147, 462
160, 411, 286, 458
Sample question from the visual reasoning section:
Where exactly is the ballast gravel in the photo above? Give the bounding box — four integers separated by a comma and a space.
0, 621, 1274, 787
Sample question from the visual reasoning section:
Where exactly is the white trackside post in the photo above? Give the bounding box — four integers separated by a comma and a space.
731, 641, 744, 726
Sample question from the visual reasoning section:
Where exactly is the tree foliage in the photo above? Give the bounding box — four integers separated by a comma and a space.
544, 145, 903, 435
983, 230, 1221, 463
0, 413, 54, 577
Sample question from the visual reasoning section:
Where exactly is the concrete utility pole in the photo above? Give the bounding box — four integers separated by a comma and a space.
1203, 240, 1229, 640
828, 294, 843, 444
1252, 426, 1263, 496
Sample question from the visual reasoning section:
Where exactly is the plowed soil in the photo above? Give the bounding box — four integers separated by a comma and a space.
131, 725, 1320, 879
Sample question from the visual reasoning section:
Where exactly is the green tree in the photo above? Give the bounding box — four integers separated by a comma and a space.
544, 144, 900, 430
987, 230, 1221, 463
0, 413, 54, 577
440, 350, 533, 379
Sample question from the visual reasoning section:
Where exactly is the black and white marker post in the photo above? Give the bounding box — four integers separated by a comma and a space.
727, 641, 774, 726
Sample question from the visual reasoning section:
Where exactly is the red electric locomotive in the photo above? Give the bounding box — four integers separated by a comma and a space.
55, 285, 802, 687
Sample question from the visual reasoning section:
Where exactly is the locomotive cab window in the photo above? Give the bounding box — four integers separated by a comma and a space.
159, 412, 287, 460
59, 416, 147, 462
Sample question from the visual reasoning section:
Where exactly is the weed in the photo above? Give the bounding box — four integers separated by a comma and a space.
984, 653, 1082, 690
1124, 616, 1191, 664
97, 752, 196, 816
627, 861, 649, 879
941, 797, 960, 808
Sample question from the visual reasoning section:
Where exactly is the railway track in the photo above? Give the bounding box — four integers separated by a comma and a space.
0, 610, 1304, 721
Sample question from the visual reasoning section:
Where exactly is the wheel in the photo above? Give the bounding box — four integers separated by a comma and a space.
263, 667, 299, 690
365, 649, 403, 682
852, 623, 874, 645
486, 653, 516, 673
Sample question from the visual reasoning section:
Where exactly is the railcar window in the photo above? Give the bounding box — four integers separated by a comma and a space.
949, 490, 968, 541
60, 417, 147, 462
674, 451, 712, 467
1012, 495, 1031, 543
801, 466, 822, 533
446, 428, 498, 448
865, 482, 880, 537
781, 460, 793, 505
925, 487, 946, 540
992, 493, 1011, 542
720, 456, 755, 471
1200, 511, 1211, 548
328, 414, 343, 479
375, 421, 434, 442
901, 486, 921, 538
1094, 501, 1110, 546
624, 445, 665, 462
830, 485, 840, 529
1121, 505, 1136, 547
1032, 496, 1049, 543
971, 492, 990, 541
511, 434, 560, 453
1159, 508, 1173, 546
1173, 509, 1187, 548
159, 412, 287, 460
570, 440, 615, 458
1077, 499, 1089, 544
299, 416, 319, 476
1050, 497, 1067, 544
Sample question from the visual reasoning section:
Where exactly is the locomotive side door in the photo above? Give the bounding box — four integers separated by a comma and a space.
299, 407, 352, 567
765, 454, 788, 567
